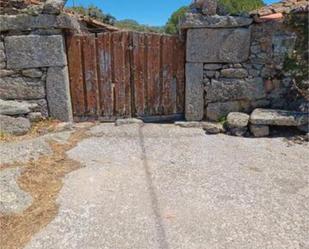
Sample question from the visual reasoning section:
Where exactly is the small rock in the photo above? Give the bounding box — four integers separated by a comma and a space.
214, 71, 220, 79
0, 99, 37, 116
73, 122, 95, 129
204, 64, 223, 70
251, 99, 270, 109
42, 0, 66, 14
0, 115, 31, 136
22, 69, 43, 78
298, 102, 309, 113
252, 64, 263, 70
0, 62, 6, 69
27, 112, 44, 122
175, 121, 225, 134
201, 0, 218, 15
115, 118, 143, 126
201, 122, 225, 134
26, 99, 49, 117
203, 78, 210, 86
221, 68, 248, 79
0, 49, 5, 63
175, 121, 202, 128
54, 122, 73, 132
226, 112, 250, 136
227, 112, 250, 128
0, 69, 16, 77
44, 131, 72, 145
228, 127, 248, 137
261, 67, 272, 78
239, 100, 251, 113
250, 124, 270, 137
297, 112, 309, 126
248, 68, 260, 77
250, 45, 261, 54
21, 4, 44, 15
205, 70, 216, 78
297, 124, 309, 133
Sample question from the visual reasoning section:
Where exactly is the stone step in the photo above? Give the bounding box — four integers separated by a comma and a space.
250, 108, 308, 126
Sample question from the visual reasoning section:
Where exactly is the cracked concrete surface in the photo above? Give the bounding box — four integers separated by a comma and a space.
0, 131, 72, 164
0, 168, 33, 214
0, 130, 73, 215
21, 123, 309, 249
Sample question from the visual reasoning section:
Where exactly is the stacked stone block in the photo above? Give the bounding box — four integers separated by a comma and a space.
182, 12, 303, 122
0, 33, 72, 124
0, 4, 79, 135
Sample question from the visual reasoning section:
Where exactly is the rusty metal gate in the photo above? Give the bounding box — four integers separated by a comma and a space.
66, 31, 185, 121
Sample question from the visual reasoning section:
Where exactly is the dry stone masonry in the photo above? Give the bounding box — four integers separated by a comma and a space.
1, 0, 308, 138
181, 0, 308, 137
182, 9, 256, 121
0, 0, 76, 135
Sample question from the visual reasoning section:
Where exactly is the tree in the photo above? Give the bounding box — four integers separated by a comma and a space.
218, 0, 264, 15
115, 19, 164, 33
67, 5, 116, 25
67, 5, 162, 32
165, 6, 188, 34
165, 0, 265, 34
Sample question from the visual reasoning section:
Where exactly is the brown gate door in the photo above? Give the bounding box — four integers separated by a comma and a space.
66, 31, 185, 121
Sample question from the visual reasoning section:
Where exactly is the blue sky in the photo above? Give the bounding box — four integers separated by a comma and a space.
66, 0, 278, 26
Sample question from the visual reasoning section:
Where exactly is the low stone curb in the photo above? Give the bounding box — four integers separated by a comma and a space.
176, 108, 309, 138
115, 118, 144, 126
175, 121, 225, 134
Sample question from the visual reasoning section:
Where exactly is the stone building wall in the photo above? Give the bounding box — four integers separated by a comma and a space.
0, 8, 81, 131
0, 0, 31, 15
182, 10, 307, 122
204, 19, 299, 121
0, 43, 49, 118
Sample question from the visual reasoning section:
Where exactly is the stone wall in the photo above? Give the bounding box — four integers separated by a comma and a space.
182, 12, 307, 122
0, 9, 80, 133
0, 0, 30, 15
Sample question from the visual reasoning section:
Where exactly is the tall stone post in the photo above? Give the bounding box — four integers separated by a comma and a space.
181, 12, 254, 121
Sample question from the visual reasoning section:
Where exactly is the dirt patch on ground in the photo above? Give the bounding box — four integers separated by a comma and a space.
0, 128, 90, 249
0, 119, 63, 143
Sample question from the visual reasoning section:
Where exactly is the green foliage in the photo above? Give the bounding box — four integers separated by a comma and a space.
67, 5, 116, 25
115, 19, 164, 33
218, 0, 264, 15
284, 13, 309, 99
68, 1, 265, 35
67, 5, 163, 33
218, 116, 227, 125
164, 0, 264, 34
165, 6, 189, 34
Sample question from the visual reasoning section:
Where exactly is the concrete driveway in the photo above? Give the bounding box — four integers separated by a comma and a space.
25, 123, 309, 249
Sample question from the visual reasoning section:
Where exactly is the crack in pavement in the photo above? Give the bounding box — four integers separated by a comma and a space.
138, 125, 169, 249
